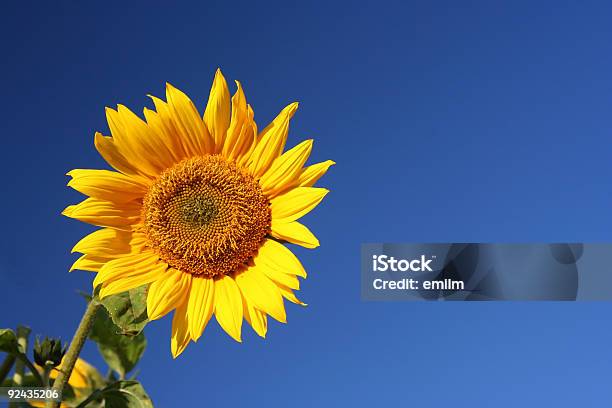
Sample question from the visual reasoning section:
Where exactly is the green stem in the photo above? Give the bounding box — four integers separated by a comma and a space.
16, 353, 43, 385
10, 326, 30, 408
42, 364, 53, 388
11, 326, 30, 386
0, 354, 16, 384
47, 298, 100, 408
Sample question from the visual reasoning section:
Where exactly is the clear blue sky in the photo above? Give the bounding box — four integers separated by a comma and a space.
1, 1, 611, 406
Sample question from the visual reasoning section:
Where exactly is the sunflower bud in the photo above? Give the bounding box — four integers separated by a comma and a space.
33, 337, 66, 368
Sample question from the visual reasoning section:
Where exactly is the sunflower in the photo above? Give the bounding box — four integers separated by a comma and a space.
64, 69, 333, 357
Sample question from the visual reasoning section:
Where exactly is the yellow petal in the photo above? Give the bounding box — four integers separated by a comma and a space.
223, 82, 257, 162
166, 83, 214, 155
147, 269, 192, 321
204, 68, 231, 152
259, 102, 299, 141
213, 276, 243, 342
94, 251, 164, 289
145, 96, 189, 161
271, 220, 320, 249
261, 266, 299, 290
235, 105, 258, 168
242, 294, 267, 338
277, 284, 307, 306
67, 169, 148, 202
171, 302, 191, 358
69, 254, 108, 272
69, 358, 100, 389
246, 102, 298, 177
106, 105, 176, 174
104, 108, 160, 177
187, 277, 215, 341
235, 265, 286, 323
260, 140, 313, 197
298, 160, 335, 187
98, 265, 165, 299
270, 187, 329, 222
94, 132, 150, 178
254, 239, 305, 289
256, 239, 306, 278
71, 228, 146, 258
62, 198, 141, 230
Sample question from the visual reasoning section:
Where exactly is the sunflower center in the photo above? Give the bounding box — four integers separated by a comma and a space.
142, 155, 270, 278
180, 196, 217, 226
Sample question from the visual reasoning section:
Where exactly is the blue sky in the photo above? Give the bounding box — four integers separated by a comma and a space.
1, 1, 611, 406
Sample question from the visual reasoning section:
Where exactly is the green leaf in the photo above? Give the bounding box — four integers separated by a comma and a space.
100, 285, 149, 336
101, 381, 153, 408
90, 306, 146, 379
0, 329, 19, 354
78, 380, 153, 408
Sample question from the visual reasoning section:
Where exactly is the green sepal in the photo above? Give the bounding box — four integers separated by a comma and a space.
33, 337, 67, 368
